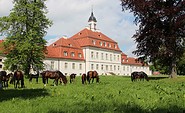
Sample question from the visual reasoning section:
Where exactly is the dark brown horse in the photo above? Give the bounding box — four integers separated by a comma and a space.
13, 71, 25, 88
59, 74, 68, 85
0, 71, 10, 88
41, 70, 67, 86
81, 73, 87, 84
131, 71, 149, 82
69, 73, 76, 83
87, 71, 99, 84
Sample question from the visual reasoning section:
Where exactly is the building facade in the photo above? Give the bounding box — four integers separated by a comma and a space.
44, 11, 151, 76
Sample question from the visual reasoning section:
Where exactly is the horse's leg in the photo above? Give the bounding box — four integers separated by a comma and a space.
29, 77, 32, 83
36, 77, 38, 84
92, 78, 94, 83
21, 78, 24, 88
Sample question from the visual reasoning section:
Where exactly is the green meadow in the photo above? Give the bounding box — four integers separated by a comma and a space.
0, 76, 185, 113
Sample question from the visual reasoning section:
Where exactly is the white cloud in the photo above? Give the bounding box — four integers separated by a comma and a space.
0, 0, 138, 57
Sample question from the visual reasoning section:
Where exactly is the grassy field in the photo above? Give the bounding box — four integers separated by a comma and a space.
0, 75, 185, 113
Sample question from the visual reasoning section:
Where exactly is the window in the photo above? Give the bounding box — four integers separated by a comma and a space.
109, 43, 111, 48
106, 65, 108, 71
101, 64, 103, 70
51, 61, 54, 70
91, 51, 94, 59
110, 54, 112, 61
114, 65, 116, 71
114, 55, 116, 61
117, 55, 120, 61
0, 65, 2, 68
96, 64, 99, 70
72, 63, 75, 69
118, 66, 120, 70
101, 53, 104, 60
65, 63, 68, 69
64, 51, 68, 56
104, 42, 106, 47
100, 42, 103, 46
92, 40, 96, 45
91, 64, 94, 70
123, 66, 125, 71
106, 53, 108, 60
96, 52, 99, 59
79, 64, 82, 70
0, 59, 2, 62
110, 65, 112, 71
71, 52, 75, 57
78, 53, 82, 58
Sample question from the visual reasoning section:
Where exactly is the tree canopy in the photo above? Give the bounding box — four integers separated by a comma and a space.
0, 0, 52, 75
121, 0, 185, 78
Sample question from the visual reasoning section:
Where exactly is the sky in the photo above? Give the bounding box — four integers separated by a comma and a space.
0, 0, 138, 57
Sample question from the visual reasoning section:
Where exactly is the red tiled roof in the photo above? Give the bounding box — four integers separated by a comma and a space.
70, 28, 122, 52
46, 38, 85, 60
121, 53, 144, 66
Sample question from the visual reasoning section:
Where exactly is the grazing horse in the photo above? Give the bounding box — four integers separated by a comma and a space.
131, 71, 149, 82
69, 73, 76, 83
29, 73, 39, 83
13, 71, 25, 88
81, 73, 87, 84
41, 70, 67, 86
59, 73, 68, 85
0, 71, 10, 88
87, 71, 99, 84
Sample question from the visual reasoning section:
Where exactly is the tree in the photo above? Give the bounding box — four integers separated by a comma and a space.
121, 0, 185, 78
0, 0, 52, 75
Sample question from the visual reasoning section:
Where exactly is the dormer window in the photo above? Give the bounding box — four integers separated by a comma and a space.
68, 44, 72, 47
79, 33, 82, 35
53, 43, 56, 46
100, 42, 102, 46
71, 52, 75, 57
114, 45, 117, 49
98, 34, 101, 37
64, 51, 68, 56
109, 43, 111, 48
78, 53, 82, 58
104, 42, 106, 47
92, 40, 96, 45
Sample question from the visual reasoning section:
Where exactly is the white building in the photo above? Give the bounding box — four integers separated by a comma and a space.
44, 11, 151, 76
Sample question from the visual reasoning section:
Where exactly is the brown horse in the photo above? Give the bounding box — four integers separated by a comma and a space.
81, 73, 87, 84
131, 71, 149, 82
87, 71, 99, 84
13, 71, 25, 88
41, 70, 67, 86
0, 71, 10, 88
59, 74, 68, 85
69, 73, 76, 83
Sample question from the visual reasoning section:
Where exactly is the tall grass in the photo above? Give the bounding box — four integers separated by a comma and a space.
0, 76, 185, 113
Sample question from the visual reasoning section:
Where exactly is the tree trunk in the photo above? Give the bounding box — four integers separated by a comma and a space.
169, 60, 177, 78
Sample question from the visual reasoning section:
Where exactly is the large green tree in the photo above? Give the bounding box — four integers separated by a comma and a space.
121, 0, 185, 78
0, 0, 52, 75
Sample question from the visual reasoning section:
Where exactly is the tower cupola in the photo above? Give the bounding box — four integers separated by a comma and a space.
88, 11, 97, 31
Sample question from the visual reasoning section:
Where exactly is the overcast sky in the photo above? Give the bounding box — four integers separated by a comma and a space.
0, 0, 138, 57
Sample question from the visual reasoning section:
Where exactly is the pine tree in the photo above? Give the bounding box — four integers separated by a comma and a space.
0, 0, 52, 75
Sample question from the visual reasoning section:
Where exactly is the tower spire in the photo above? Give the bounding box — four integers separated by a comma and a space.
88, 7, 97, 31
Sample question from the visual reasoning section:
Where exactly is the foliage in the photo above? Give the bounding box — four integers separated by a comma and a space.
0, 0, 52, 74
177, 52, 185, 75
0, 76, 185, 113
120, 0, 185, 78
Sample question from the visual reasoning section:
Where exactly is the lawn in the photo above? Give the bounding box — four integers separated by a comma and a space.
0, 75, 185, 113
